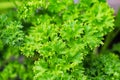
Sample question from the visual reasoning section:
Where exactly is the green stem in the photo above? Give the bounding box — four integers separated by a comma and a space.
100, 28, 120, 53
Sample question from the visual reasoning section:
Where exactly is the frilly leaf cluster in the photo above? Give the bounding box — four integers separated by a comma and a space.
0, 0, 115, 80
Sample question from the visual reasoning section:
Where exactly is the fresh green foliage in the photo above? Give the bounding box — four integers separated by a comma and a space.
0, 10, 24, 46
0, 47, 33, 80
19, 0, 114, 79
85, 53, 120, 80
0, 21, 24, 46
1, 0, 119, 80
0, 60, 33, 80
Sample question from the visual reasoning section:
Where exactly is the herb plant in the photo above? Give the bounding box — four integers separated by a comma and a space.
1, 0, 119, 80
